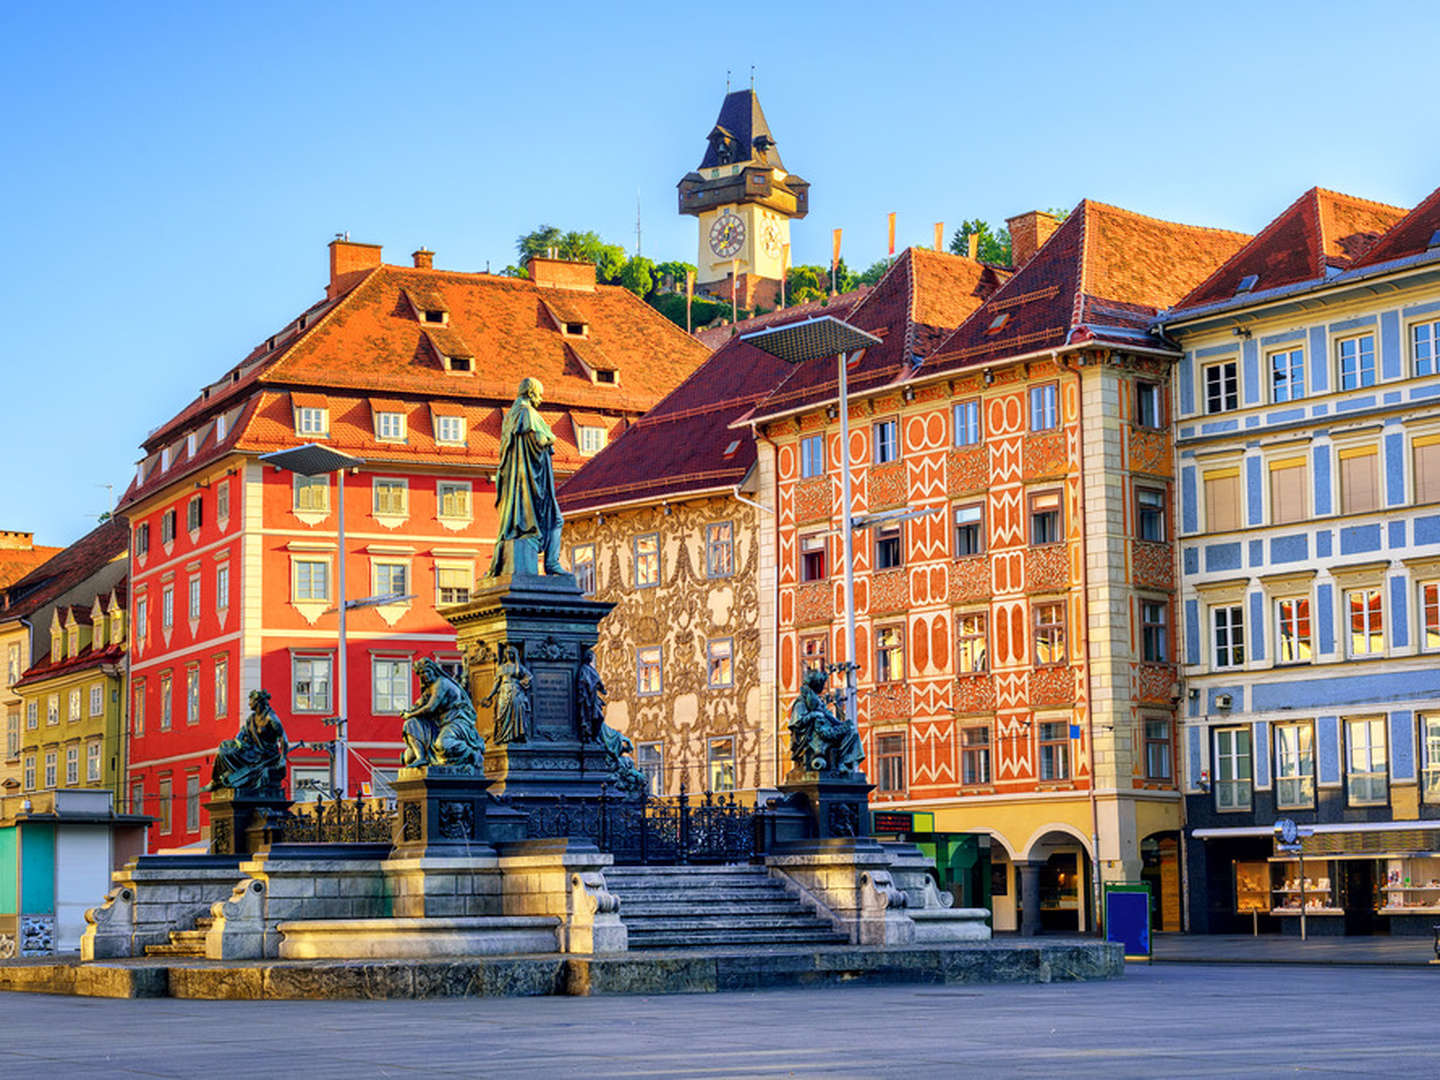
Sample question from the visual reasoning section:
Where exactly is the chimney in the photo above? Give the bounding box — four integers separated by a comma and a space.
966, 233, 979, 260
526, 256, 597, 292
0, 530, 34, 550
1005, 211, 1061, 270
327, 237, 383, 299
412, 248, 434, 270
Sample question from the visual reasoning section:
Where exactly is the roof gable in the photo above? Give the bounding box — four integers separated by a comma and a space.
699, 90, 785, 171
1350, 184, 1440, 270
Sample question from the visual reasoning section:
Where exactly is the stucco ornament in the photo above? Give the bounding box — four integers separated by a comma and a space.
401, 658, 486, 769
788, 668, 864, 774
487, 377, 564, 576
207, 689, 289, 792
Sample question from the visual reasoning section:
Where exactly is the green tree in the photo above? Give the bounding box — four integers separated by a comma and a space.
618, 256, 655, 298
786, 264, 829, 303
652, 260, 696, 294
858, 257, 895, 286
514, 226, 627, 283
948, 219, 1012, 265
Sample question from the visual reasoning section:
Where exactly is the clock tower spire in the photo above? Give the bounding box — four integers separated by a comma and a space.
678, 89, 809, 312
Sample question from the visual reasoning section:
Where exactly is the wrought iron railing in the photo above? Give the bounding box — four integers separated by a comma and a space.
274, 794, 397, 844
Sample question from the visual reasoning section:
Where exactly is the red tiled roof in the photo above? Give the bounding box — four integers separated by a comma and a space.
1349, 184, 1440, 270
0, 518, 129, 624
0, 545, 63, 590
13, 640, 125, 689
930, 200, 1250, 370
693, 289, 870, 350
1172, 188, 1403, 311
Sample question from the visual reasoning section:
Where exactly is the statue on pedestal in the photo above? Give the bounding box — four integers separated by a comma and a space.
487, 377, 564, 577
207, 689, 288, 792
788, 668, 864, 774
481, 645, 533, 744
576, 645, 606, 741
401, 658, 485, 769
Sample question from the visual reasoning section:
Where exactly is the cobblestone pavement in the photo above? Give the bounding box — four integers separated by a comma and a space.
2, 962, 1433, 1078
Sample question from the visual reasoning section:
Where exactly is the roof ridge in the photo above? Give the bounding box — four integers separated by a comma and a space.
1171, 187, 1316, 312
1081, 198, 1251, 240
1311, 187, 1409, 214
1072, 200, 1091, 328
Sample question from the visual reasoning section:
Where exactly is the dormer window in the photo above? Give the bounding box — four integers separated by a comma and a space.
376, 411, 406, 441
296, 407, 328, 435
578, 426, 606, 456
68, 627, 79, 656
595, 369, 617, 385
435, 415, 466, 445
446, 355, 472, 373
161, 447, 172, 472
186, 432, 197, 457
216, 413, 228, 441
564, 321, 587, 338
424, 309, 447, 325
51, 628, 62, 663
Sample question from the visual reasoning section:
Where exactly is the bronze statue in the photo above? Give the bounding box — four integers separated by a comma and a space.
487, 377, 564, 576
401, 658, 486, 769
599, 723, 649, 796
207, 689, 289, 792
576, 644, 606, 741
788, 668, 864, 774
481, 645, 533, 744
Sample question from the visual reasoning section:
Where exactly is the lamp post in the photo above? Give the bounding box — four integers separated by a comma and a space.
260, 444, 364, 796
743, 316, 884, 735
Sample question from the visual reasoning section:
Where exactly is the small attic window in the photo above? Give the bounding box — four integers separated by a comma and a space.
986, 313, 1010, 334
267, 336, 276, 350
1235, 274, 1259, 294
594, 369, 617, 385
424, 310, 447, 324
723, 439, 742, 458
447, 356, 472, 373
1428, 229, 1440, 250
186, 432, 197, 457
564, 321, 587, 337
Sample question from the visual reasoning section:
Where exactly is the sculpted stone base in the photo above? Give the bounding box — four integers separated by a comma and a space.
203, 789, 289, 857
390, 766, 497, 859
276, 916, 561, 959
770, 770, 875, 849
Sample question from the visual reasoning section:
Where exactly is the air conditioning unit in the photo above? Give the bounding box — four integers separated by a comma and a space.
1215, 693, 1233, 710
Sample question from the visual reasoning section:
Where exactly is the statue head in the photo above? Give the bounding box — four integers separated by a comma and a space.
805, 668, 829, 694
581, 644, 595, 664
415, 657, 442, 685
249, 688, 271, 711
518, 377, 544, 407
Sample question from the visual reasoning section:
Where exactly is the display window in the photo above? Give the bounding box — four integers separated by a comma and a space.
1380, 856, 1440, 913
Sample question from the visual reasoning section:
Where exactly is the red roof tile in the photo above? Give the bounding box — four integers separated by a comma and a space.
0, 545, 64, 591
0, 518, 129, 624
13, 640, 125, 689
1349, 184, 1440, 270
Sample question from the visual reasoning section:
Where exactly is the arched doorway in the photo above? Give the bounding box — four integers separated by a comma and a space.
1020, 827, 1093, 935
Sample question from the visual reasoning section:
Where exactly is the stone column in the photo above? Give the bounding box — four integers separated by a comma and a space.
1018, 860, 1045, 937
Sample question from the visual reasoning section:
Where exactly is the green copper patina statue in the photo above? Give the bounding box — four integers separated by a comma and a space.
578, 645, 647, 795
207, 689, 289, 792
487, 377, 565, 577
788, 668, 864, 774
480, 645, 532, 744
401, 658, 486, 769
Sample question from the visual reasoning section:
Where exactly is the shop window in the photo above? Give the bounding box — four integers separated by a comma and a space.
1136, 487, 1165, 541
1422, 714, 1440, 804
953, 399, 982, 445
1038, 721, 1070, 781
1214, 727, 1252, 811
953, 503, 984, 556
1339, 448, 1380, 514
1135, 380, 1163, 428
1144, 718, 1172, 780
634, 534, 660, 588
1276, 597, 1312, 664
799, 533, 826, 582
800, 433, 825, 478
955, 612, 988, 674
1269, 348, 1305, 403
708, 737, 736, 792
874, 523, 903, 570
1141, 600, 1167, 663
1346, 717, 1388, 807
706, 638, 734, 689
800, 633, 827, 672
875, 624, 905, 683
637, 742, 663, 795
1204, 360, 1238, 414
1203, 469, 1241, 532
961, 725, 991, 786
875, 733, 906, 794
1274, 722, 1315, 809
706, 521, 734, 578
1414, 436, 1440, 504
571, 544, 596, 596
872, 418, 899, 464
1345, 588, 1384, 657
1268, 458, 1307, 525
293, 654, 333, 713
1033, 601, 1066, 666
1337, 333, 1376, 390
1029, 383, 1058, 430
636, 646, 662, 696
1211, 604, 1244, 669
1029, 490, 1063, 545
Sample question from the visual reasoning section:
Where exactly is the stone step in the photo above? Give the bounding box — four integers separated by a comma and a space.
605, 864, 765, 875
607, 887, 793, 904
194, 917, 215, 930
623, 915, 837, 932
143, 942, 208, 958
620, 900, 808, 917
627, 928, 846, 948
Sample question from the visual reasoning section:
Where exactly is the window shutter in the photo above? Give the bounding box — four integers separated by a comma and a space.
1340, 451, 1379, 514
1414, 439, 1440, 504
1205, 472, 1241, 532
1269, 461, 1307, 525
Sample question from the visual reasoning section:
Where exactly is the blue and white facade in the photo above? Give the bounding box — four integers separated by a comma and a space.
1160, 220, 1440, 935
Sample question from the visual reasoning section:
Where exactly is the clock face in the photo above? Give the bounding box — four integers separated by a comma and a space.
709, 212, 746, 258
762, 220, 783, 258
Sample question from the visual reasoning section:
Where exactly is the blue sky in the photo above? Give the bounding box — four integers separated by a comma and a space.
2, 0, 1437, 547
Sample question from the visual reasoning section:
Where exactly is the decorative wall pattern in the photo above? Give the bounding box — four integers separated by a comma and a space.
1128, 428, 1171, 477
1023, 432, 1068, 479
946, 447, 988, 494
1132, 540, 1174, 590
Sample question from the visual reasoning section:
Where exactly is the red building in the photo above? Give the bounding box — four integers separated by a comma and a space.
117, 241, 708, 848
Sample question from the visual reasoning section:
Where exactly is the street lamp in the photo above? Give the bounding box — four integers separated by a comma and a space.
743, 315, 884, 737
260, 444, 364, 796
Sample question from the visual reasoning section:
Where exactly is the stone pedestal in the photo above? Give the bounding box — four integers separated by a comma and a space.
770, 769, 874, 851
391, 766, 497, 859
204, 788, 290, 857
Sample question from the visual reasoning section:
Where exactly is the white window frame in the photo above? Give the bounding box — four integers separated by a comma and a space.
872, 418, 899, 464
636, 646, 663, 696
1421, 713, 1440, 805
634, 534, 660, 589
372, 656, 412, 715
373, 560, 410, 599
1269, 347, 1305, 403
292, 653, 334, 713
1275, 596, 1313, 665
1345, 587, 1384, 658
571, 544, 596, 596
89, 683, 104, 718
1346, 717, 1388, 807
953, 399, 982, 445
86, 740, 103, 782
1203, 359, 1239, 414
436, 480, 472, 521
214, 656, 228, 718
1337, 333, 1377, 391
578, 425, 606, 456
435, 562, 473, 606
960, 724, 991, 786
375, 411, 406, 441
800, 432, 825, 478
296, 406, 329, 435
293, 475, 330, 514
1214, 727, 1252, 811
65, 745, 78, 786
1274, 722, 1315, 809
434, 414, 466, 445
706, 637, 734, 689
1211, 604, 1245, 669
292, 558, 331, 603
373, 477, 409, 518
1029, 383, 1059, 431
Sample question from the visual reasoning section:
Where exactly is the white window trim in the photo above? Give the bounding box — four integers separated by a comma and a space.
291, 651, 335, 714
374, 410, 407, 443
289, 554, 333, 626
434, 559, 475, 607
436, 480, 473, 530
292, 474, 331, 527
433, 413, 467, 446
372, 476, 410, 526
368, 555, 414, 626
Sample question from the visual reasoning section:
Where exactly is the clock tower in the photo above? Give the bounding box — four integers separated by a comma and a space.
678, 89, 809, 311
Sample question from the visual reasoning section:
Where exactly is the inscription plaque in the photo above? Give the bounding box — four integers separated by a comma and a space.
532, 667, 573, 736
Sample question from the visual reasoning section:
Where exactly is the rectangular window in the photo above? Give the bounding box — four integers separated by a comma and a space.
1276, 597, 1312, 664
161, 586, 174, 629
374, 562, 408, 599
799, 533, 826, 582
216, 481, 229, 520
1415, 320, 1440, 376
293, 655, 333, 713
296, 406, 328, 435
1338, 334, 1376, 390
294, 559, 330, 602
136, 597, 147, 645
435, 415, 465, 445
44, 750, 57, 788
65, 746, 78, 786
47, 693, 59, 726
26, 700, 37, 730
706, 522, 734, 578
68, 688, 81, 722
436, 565, 472, 606
961, 725, 991, 786
437, 480, 470, 519
185, 774, 201, 832
373, 478, 408, 516
89, 684, 103, 717
1339, 448, 1379, 514
186, 495, 203, 532
571, 544, 596, 596
708, 737, 736, 792
1204, 470, 1241, 532
1029, 490, 1062, 545
1421, 582, 1440, 651
955, 612, 988, 674
873, 418, 899, 464
800, 432, 825, 478
186, 667, 200, 725
634, 534, 660, 588
1029, 383, 1059, 430
1274, 722, 1315, 809
188, 576, 201, 619
87, 740, 102, 783
1214, 727, 1252, 811
161, 509, 177, 544
5, 709, 17, 760
6, 643, 17, 687
160, 673, 172, 730
874, 523, 903, 570
24, 754, 36, 790
131, 686, 143, 736
1033, 601, 1066, 666
373, 657, 412, 714
157, 778, 172, 833
214, 656, 228, 718
636, 646, 662, 696
577, 425, 605, 455
1204, 360, 1238, 414
1346, 717, 1388, 806
953, 399, 982, 445
135, 522, 150, 557
1141, 600, 1168, 663
1038, 721, 1070, 780
294, 475, 329, 512
1413, 437, 1440, 504
1346, 588, 1384, 657
637, 742, 664, 796
800, 633, 827, 672
706, 638, 734, 689
1421, 714, 1440, 804
376, 411, 405, 441
1144, 718, 1172, 780
1135, 380, 1163, 428
1136, 487, 1165, 542
130, 781, 143, 814
1269, 348, 1305, 402
1212, 604, 1245, 668
875, 624, 905, 683
216, 563, 230, 609
1268, 459, 1307, 525
876, 733, 906, 794
953, 503, 984, 556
